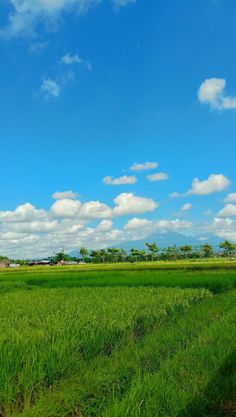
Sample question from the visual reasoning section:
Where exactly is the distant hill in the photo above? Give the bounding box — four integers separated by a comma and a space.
117, 231, 201, 251
70, 231, 222, 256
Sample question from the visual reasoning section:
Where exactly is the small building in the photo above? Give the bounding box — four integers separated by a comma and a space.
28, 260, 51, 266
0, 259, 10, 268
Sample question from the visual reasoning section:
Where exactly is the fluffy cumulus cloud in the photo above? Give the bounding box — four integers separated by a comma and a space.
218, 204, 236, 218
124, 217, 192, 242
0, 192, 159, 258
1, 0, 135, 38
209, 217, 236, 241
51, 199, 82, 218
103, 175, 137, 185
2, 188, 236, 258
0, 203, 47, 223
198, 78, 236, 110
124, 217, 152, 230
113, 193, 158, 216
52, 190, 78, 200
224, 193, 236, 203
130, 162, 158, 172
186, 174, 230, 195
146, 172, 169, 182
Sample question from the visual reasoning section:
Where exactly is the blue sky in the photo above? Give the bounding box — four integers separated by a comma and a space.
0, 0, 236, 257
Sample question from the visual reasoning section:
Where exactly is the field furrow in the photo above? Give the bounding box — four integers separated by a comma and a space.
14, 290, 236, 417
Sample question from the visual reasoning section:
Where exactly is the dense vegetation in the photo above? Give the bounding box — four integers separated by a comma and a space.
0, 261, 235, 416
1, 239, 236, 265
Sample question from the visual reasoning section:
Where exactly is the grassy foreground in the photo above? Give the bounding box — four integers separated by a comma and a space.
0, 261, 235, 416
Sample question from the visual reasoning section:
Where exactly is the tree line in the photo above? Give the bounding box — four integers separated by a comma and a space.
1, 240, 236, 265
50, 240, 236, 264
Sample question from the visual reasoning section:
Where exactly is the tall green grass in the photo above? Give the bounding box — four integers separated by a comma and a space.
104, 303, 236, 417
1, 269, 236, 293
16, 290, 236, 417
0, 287, 208, 416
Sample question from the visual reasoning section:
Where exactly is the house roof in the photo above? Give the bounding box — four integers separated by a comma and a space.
0, 259, 10, 265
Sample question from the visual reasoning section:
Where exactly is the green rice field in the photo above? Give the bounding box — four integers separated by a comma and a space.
0, 261, 235, 416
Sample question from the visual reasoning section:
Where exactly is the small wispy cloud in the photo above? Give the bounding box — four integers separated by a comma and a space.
52, 191, 78, 200
181, 203, 192, 212
40, 70, 74, 100
198, 78, 236, 110
130, 162, 158, 172
146, 172, 169, 182
61, 53, 92, 71
169, 192, 181, 199
204, 210, 212, 216
103, 175, 137, 185
112, 0, 136, 7
1, 0, 136, 39
41, 78, 60, 99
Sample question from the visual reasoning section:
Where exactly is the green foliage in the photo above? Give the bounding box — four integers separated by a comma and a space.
219, 240, 236, 257
202, 243, 214, 258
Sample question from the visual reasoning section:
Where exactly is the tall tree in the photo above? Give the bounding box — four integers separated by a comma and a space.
145, 243, 159, 261
219, 240, 236, 258
201, 243, 214, 258
161, 245, 179, 261
51, 251, 70, 264
80, 247, 88, 261
180, 245, 193, 259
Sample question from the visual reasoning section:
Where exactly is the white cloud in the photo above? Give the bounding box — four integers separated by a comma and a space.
169, 192, 181, 199
103, 175, 137, 185
40, 71, 74, 99
6, 220, 59, 233
124, 217, 152, 230
41, 78, 60, 99
96, 219, 113, 232
198, 78, 236, 110
130, 162, 158, 172
0, 203, 47, 223
209, 217, 236, 242
61, 53, 92, 71
52, 191, 78, 200
146, 172, 169, 182
186, 174, 230, 195
181, 203, 192, 211
218, 204, 236, 218
1, 0, 135, 38
113, 193, 158, 216
124, 217, 192, 235
79, 201, 112, 219
51, 199, 82, 218
224, 193, 236, 203
0, 193, 198, 258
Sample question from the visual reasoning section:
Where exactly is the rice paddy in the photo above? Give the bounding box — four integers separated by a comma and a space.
0, 261, 235, 416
